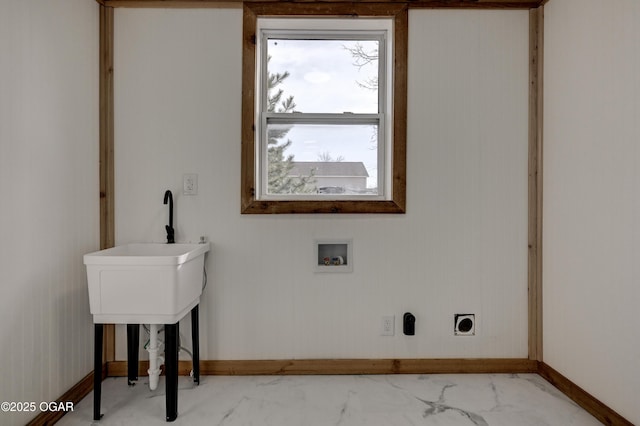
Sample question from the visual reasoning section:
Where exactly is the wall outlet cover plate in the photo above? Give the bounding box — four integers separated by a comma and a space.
454, 314, 475, 336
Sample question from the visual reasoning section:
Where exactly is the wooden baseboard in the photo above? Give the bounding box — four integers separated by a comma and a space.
106, 358, 538, 377
537, 362, 633, 426
202, 358, 539, 375
26, 364, 106, 426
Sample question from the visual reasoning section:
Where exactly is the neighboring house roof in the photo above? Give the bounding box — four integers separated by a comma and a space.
289, 162, 369, 177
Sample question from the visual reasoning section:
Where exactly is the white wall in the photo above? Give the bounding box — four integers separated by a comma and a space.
0, 1, 99, 425
113, 8, 530, 361
544, 0, 640, 423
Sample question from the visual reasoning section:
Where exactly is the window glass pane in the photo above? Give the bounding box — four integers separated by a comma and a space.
267, 39, 379, 114
266, 123, 379, 195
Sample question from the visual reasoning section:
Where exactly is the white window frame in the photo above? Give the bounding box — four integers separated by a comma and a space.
255, 18, 394, 201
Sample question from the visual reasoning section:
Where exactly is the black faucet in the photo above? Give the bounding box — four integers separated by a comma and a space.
163, 190, 175, 244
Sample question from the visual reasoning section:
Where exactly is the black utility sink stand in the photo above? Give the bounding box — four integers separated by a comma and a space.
93, 304, 200, 422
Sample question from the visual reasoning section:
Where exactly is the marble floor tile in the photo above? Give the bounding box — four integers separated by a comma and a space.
57, 374, 602, 425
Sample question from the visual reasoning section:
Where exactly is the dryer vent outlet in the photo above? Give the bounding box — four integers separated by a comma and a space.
454, 314, 475, 336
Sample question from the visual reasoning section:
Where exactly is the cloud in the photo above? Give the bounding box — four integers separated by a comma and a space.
304, 71, 331, 84
268, 39, 378, 113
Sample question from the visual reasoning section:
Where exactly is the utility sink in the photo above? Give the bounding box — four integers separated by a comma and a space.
84, 243, 210, 324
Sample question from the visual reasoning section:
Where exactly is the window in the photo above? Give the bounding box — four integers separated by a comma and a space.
242, 3, 407, 214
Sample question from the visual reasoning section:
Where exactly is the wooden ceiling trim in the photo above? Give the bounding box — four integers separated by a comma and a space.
102, 0, 545, 9
408, 1, 542, 8
103, 1, 241, 7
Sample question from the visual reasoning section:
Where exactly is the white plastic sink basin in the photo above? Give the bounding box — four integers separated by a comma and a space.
84, 243, 210, 324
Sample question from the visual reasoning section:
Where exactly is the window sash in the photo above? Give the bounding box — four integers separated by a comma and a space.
258, 113, 386, 200
241, 3, 407, 214
259, 29, 388, 115
256, 24, 391, 201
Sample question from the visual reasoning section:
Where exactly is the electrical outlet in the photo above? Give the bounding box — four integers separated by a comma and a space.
454, 314, 475, 336
381, 316, 395, 336
183, 173, 198, 195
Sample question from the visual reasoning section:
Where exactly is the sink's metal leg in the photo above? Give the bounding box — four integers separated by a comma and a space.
191, 305, 200, 384
127, 324, 140, 385
165, 323, 179, 422
94, 324, 103, 421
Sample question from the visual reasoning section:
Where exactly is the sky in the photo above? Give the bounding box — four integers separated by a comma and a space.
267, 38, 380, 187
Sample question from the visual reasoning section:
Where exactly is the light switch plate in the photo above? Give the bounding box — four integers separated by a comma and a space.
183, 173, 198, 195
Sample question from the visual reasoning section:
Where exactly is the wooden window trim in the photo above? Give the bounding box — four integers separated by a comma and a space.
241, 3, 407, 214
